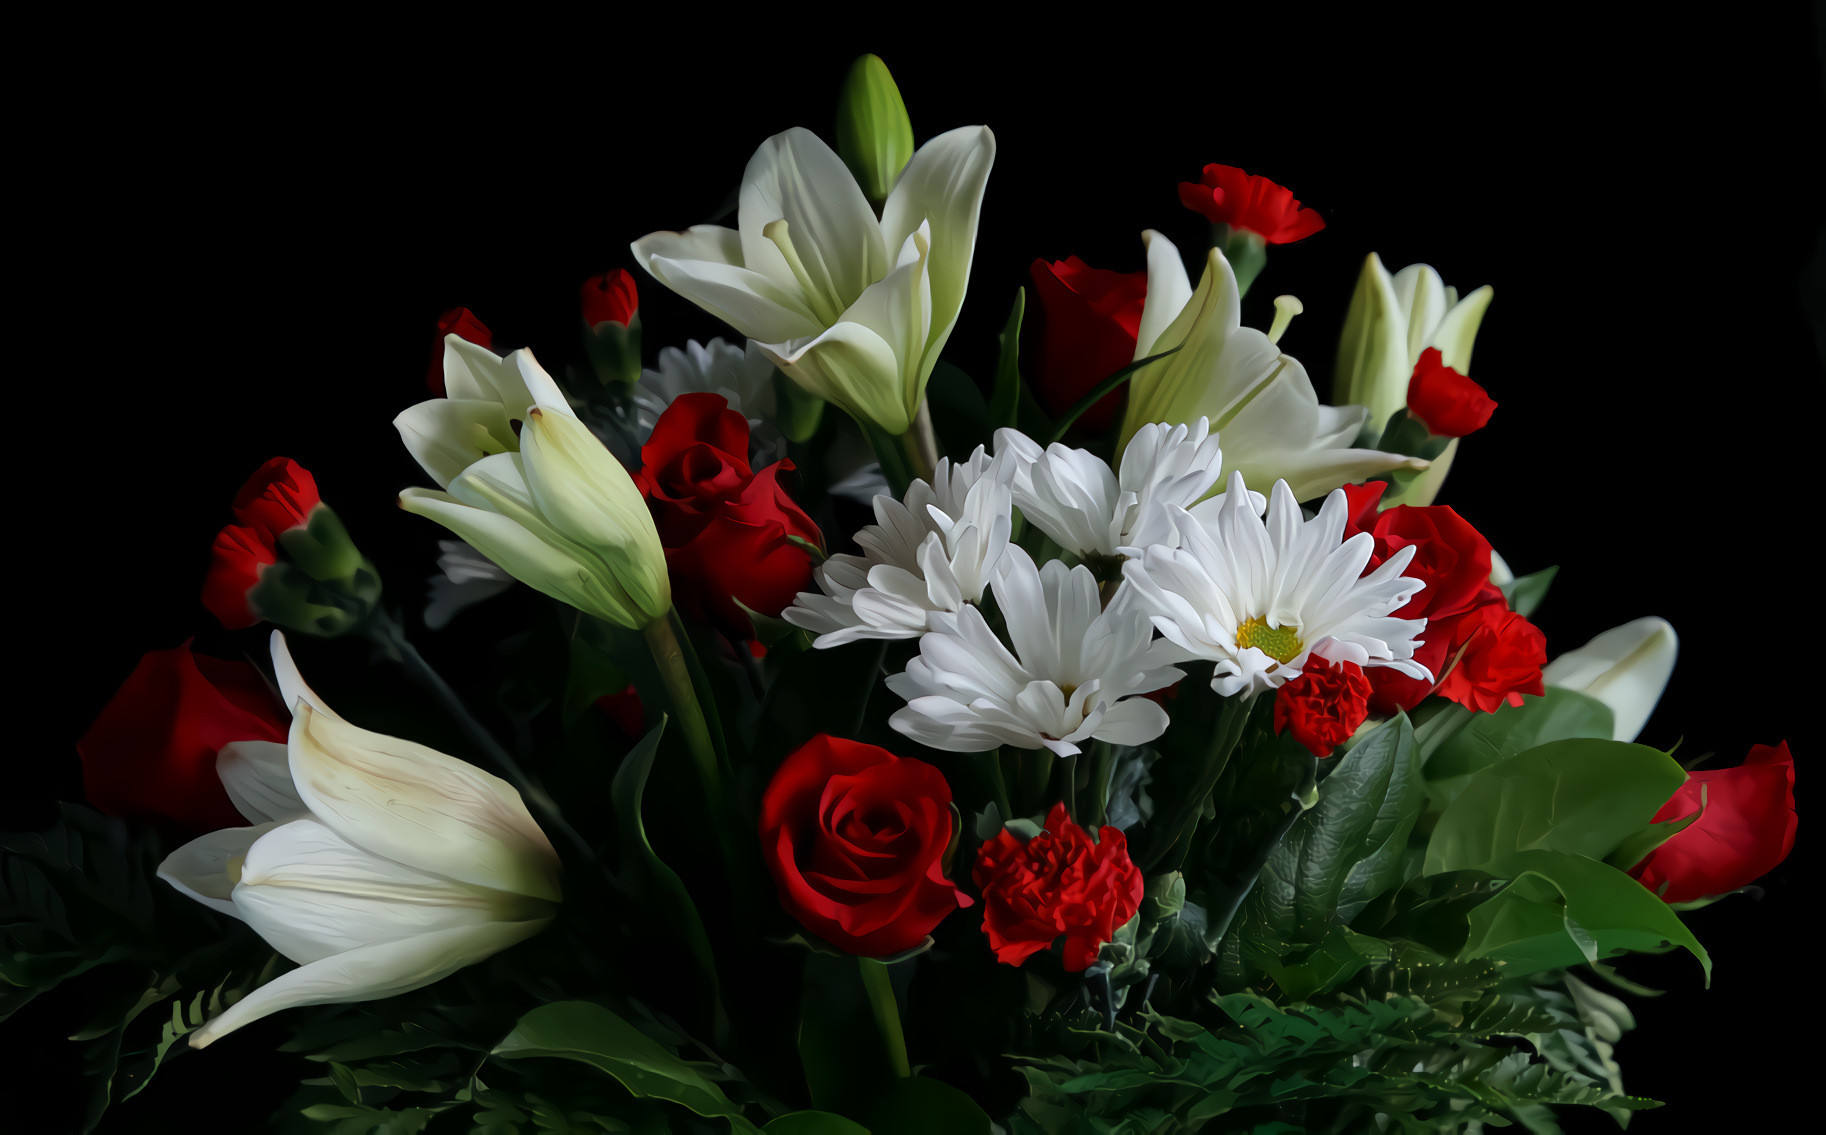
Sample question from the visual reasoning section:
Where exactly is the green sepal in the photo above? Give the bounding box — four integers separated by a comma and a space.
1504, 564, 1559, 618
584, 313, 642, 387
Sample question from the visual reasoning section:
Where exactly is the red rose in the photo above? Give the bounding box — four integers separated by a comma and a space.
1274, 655, 1371, 757
1027, 256, 1148, 432
1632, 742, 1797, 904
1407, 347, 1496, 438
428, 306, 493, 395
636, 393, 822, 635
972, 802, 1144, 971
758, 735, 970, 957
1434, 600, 1546, 713
1177, 164, 1325, 244
77, 641, 289, 835
581, 268, 639, 329
202, 458, 323, 630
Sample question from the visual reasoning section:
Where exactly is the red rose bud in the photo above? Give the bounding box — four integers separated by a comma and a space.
1406, 347, 1496, 438
973, 802, 1144, 972
1632, 742, 1797, 904
581, 269, 639, 329
428, 306, 493, 396
1434, 600, 1546, 713
582, 269, 643, 386
77, 641, 289, 835
1027, 256, 1148, 433
1177, 164, 1326, 245
1274, 655, 1372, 757
636, 393, 822, 638
758, 735, 971, 957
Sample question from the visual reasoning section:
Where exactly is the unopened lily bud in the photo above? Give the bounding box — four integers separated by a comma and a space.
835, 54, 914, 206
1541, 617, 1679, 743
1335, 254, 1493, 436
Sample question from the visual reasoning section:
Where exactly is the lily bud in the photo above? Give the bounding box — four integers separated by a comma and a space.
835, 54, 914, 206
159, 634, 560, 1048
1334, 254, 1493, 438
1541, 616, 1679, 743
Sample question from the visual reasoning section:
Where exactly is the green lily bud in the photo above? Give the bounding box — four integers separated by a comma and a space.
1334, 253, 1493, 437
835, 54, 914, 206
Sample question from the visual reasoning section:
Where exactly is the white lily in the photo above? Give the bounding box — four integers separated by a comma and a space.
396, 341, 670, 630
159, 634, 560, 1048
1540, 617, 1679, 743
631, 124, 995, 437
1117, 237, 1424, 501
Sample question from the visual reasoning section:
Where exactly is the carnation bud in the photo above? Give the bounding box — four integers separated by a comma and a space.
835, 54, 914, 207
581, 269, 642, 387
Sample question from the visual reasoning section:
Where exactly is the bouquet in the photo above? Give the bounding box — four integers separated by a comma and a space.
11, 51, 1807, 1134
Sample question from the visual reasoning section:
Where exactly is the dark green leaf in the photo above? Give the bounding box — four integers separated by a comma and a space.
864, 1077, 992, 1135
764, 1111, 871, 1135
923, 361, 991, 457
1423, 688, 1616, 807
989, 288, 1026, 431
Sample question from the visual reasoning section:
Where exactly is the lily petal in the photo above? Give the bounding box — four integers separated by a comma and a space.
217, 740, 305, 825
157, 823, 282, 919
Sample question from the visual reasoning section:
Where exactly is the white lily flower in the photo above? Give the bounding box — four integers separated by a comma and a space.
159, 634, 560, 1048
1121, 472, 1431, 697
1118, 238, 1425, 501
1541, 617, 1678, 742
632, 125, 995, 436
887, 548, 1182, 755
783, 448, 1011, 647
1334, 253, 1494, 435
396, 345, 670, 630
993, 418, 1225, 561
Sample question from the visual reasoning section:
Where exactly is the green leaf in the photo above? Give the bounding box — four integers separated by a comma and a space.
1504, 565, 1559, 618
1423, 688, 1616, 806
796, 951, 894, 1119
564, 632, 632, 723
1425, 738, 1686, 875
492, 1000, 760, 1133
1461, 849, 1710, 983
865, 1077, 992, 1135
924, 361, 991, 457
989, 288, 1025, 431
765, 1111, 872, 1135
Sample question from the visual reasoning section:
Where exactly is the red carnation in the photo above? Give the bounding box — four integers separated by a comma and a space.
581, 269, 640, 329
1274, 655, 1372, 757
202, 458, 322, 630
758, 735, 970, 957
1407, 347, 1496, 438
1027, 256, 1148, 433
428, 306, 493, 395
1633, 742, 1797, 904
636, 393, 822, 637
1434, 600, 1546, 713
1177, 164, 1326, 244
77, 641, 289, 835
973, 802, 1144, 972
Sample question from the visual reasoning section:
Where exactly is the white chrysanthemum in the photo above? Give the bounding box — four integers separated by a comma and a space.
994, 419, 1227, 560
1121, 471, 1431, 697
887, 548, 1183, 755
631, 338, 786, 463
783, 448, 1012, 646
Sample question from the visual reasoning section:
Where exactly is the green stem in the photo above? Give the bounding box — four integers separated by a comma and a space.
642, 613, 744, 880
1023, 749, 1056, 815
1044, 343, 1183, 445
857, 957, 910, 1078
1144, 694, 1253, 874
1087, 741, 1114, 830
988, 750, 1013, 822
1061, 753, 1079, 823
896, 399, 939, 487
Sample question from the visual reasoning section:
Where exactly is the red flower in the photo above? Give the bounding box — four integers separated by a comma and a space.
202, 458, 322, 630
758, 735, 970, 957
1633, 742, 1797, 904
581, 269, 640, 329
972, 802, 1144, 971
636, 393, 822, 636
595, 684, 645, 739
1027, 256, 1148, 432
77, 641, 289, 835
428, 306, 492, 396
1407, 347, 1496, 438
1274, 655, 1371, 757
1177, 164, 1326, 244
1434, 600, 1546, 713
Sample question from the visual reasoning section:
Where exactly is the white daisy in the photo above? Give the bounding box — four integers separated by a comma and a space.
993, 419, 1239, 562
886, 547, 1183, 755
782, 448, 1012, 647
1120, 471, 1431, 697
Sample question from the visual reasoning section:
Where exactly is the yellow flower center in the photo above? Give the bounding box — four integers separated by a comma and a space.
1236, 616, 1303, 664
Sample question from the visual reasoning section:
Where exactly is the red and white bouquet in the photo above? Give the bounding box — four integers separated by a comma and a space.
11, 55, 1799, 1134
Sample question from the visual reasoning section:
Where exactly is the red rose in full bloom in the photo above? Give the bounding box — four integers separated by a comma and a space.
758, 735, 970, 957
973, 802, 1144, 971
202, 458, 322, 630
1274, 655, 1372, 757
636, 393, 822, 635
1407, 347, 1497, 438
581, 269, 639, 329
1632, 742, 1798, 904
1434, 600, 1546, 713
1027, 256, 1148, 432
1177, 164, 1326, 244
77, 641, 289, 835
428, 306, 493, 395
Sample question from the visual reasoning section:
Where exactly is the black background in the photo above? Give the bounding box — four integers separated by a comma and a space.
13, 13, 1824, 1132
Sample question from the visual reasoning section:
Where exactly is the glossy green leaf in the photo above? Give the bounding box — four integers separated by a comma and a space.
1423, 688, 1616, 807
866, 1076, 993, 1135
765, 1112, 872, 1135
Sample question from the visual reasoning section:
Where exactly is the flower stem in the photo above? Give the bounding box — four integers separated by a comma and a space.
1143, 694, 1253, 874
857, 957, 910, 1079
641, 612, 748, 885
897, 400, 940, 487
1087, 741, 1114, 829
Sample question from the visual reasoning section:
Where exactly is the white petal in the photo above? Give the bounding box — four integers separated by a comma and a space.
394, 398, 517, 489
157, 823, 282, 919
1541, 617, 1678, 742
217, 740, 305, 824
635, 225, 824, 343
878, 125, 995, 365
738, 127, 888, 312
1134, 229, 1193, 359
